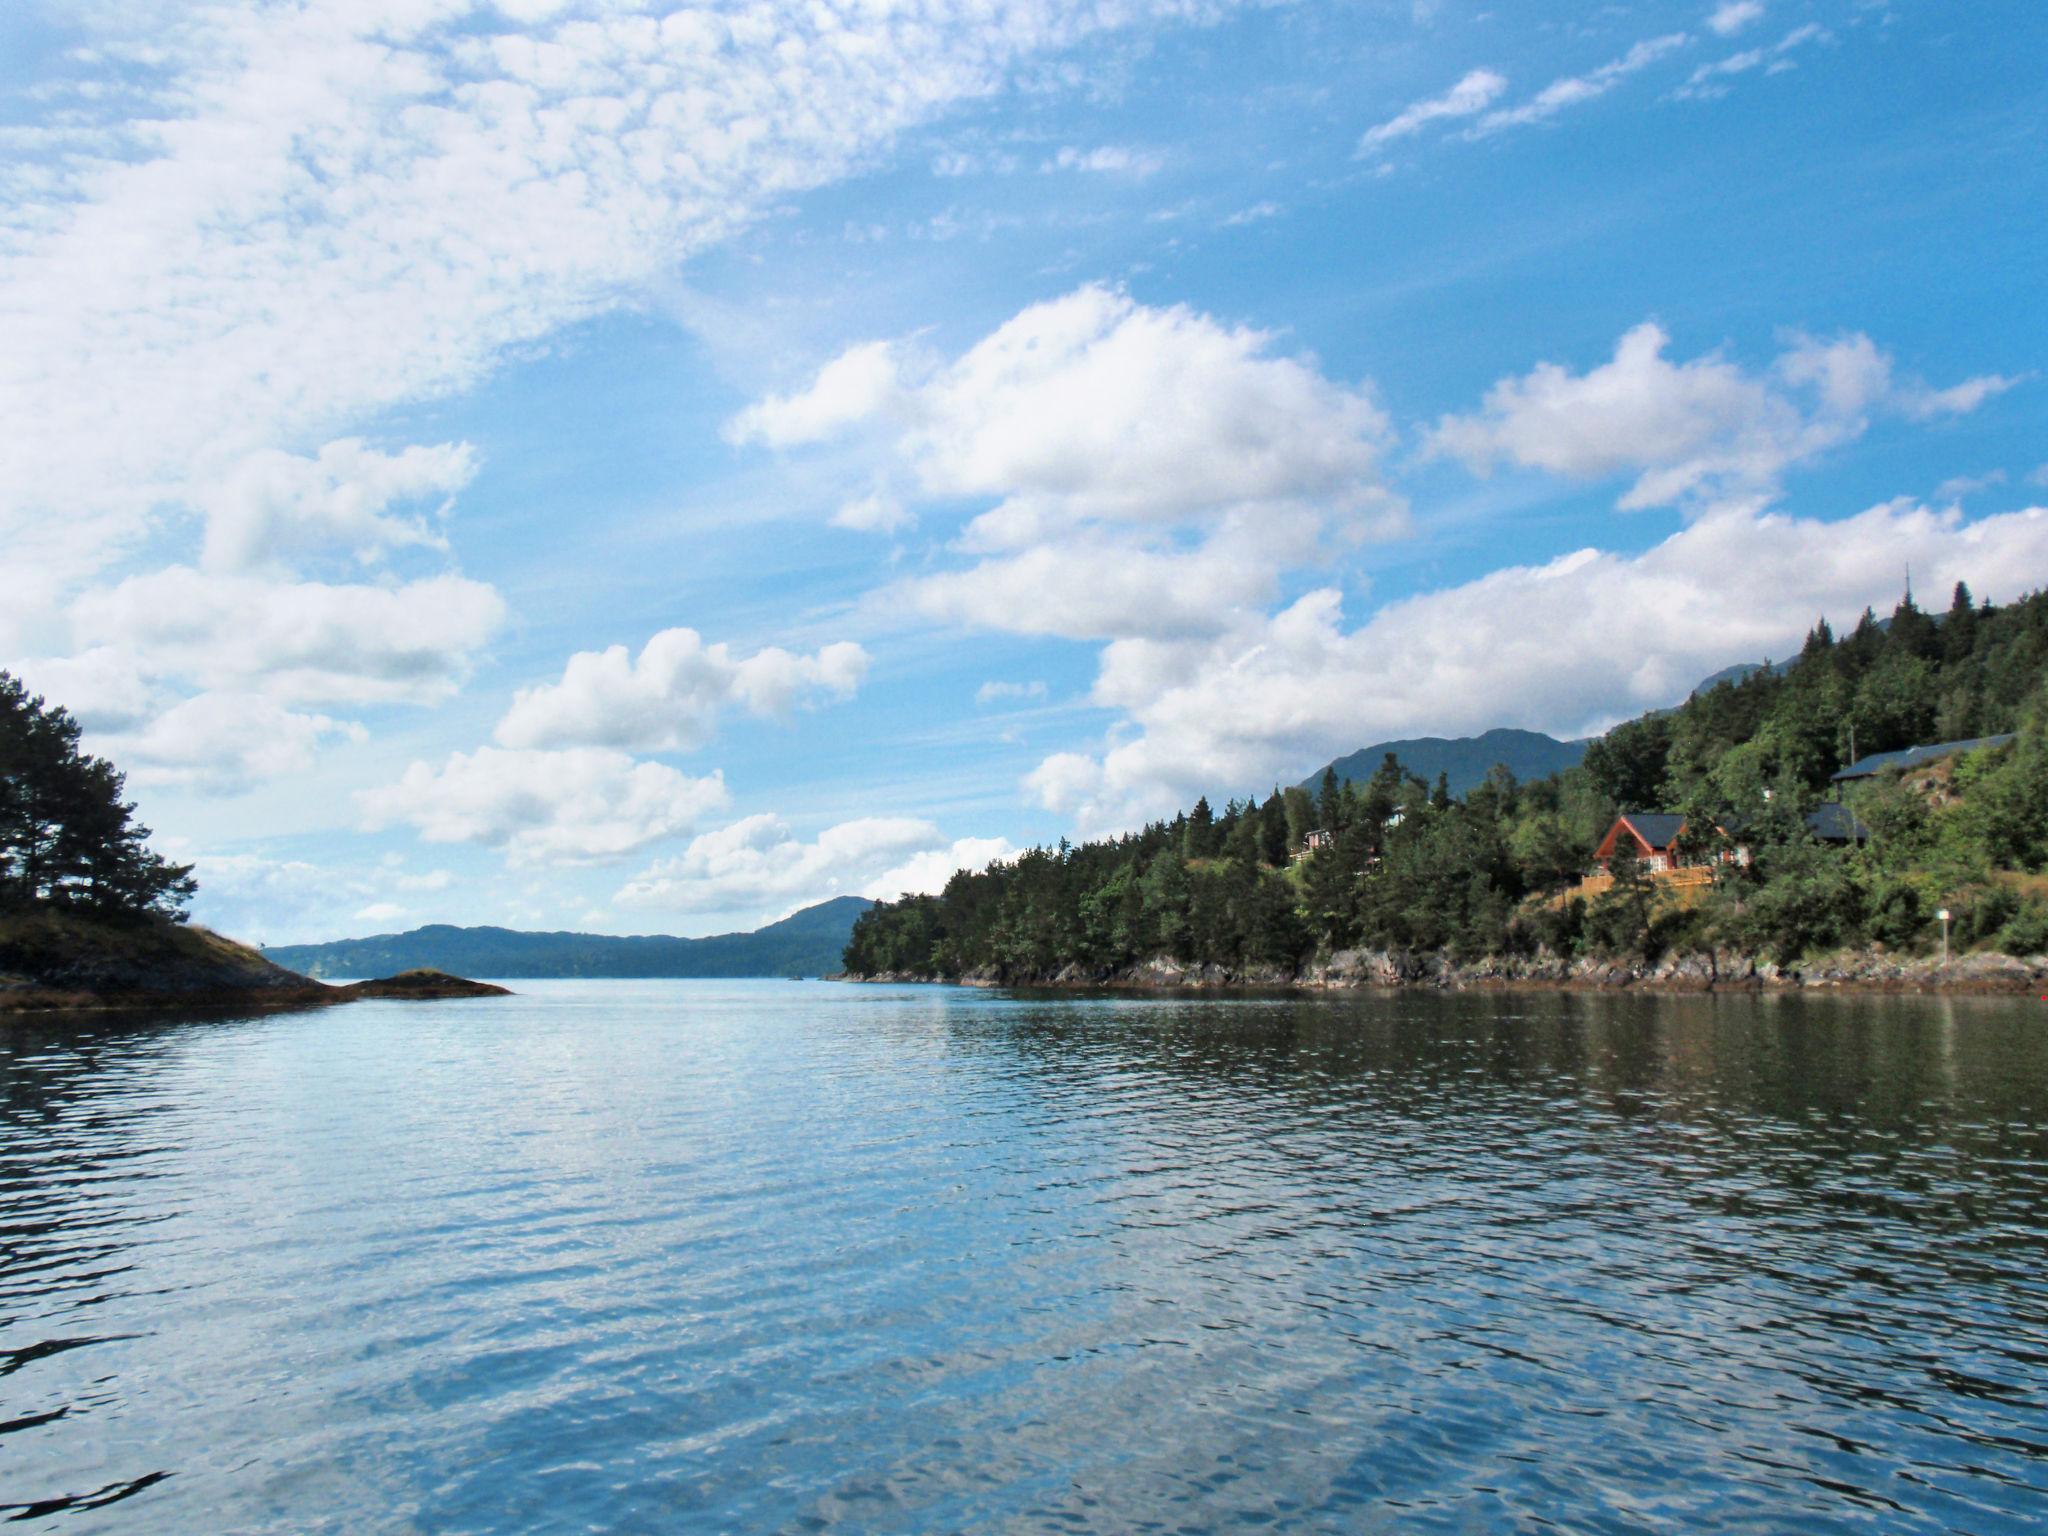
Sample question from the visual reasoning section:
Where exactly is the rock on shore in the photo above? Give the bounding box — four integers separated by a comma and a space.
845, 945, 2048, 995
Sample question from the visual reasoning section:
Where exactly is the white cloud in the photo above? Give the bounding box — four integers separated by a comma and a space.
1676, 23, 1829, 100
976, 679, 1048, 705
724, 341, 907, 449
1428, 322, 2020, 513
2, 0, 1238, 590
200, 438, 476, 572
832, 490, 914, 534
902, 528, 1283, 640
98, 692, 364, 795
733, 285, 1404, 642
69, 567, 507, 705
1933, 470, 2007, 503
615, 813, 1017, 915
1707, 2, 1764, 38
1473, 33, 1690, 135
1042, 145, 1165, 176
1028, 500, 2048, 834
183, 849, 452, 946
735, 286, 1400, 540
907, 286, 1401, 540
362, 746, 729, 866
1894, 372, 2029, 421
1223, 200, 1283, 225
1357, 68, 1507, 154
496, 627, 868, 753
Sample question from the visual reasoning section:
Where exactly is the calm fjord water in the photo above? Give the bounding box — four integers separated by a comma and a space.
3, 982, 2045, 1534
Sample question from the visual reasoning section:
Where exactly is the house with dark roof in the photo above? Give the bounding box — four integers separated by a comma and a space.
1595, 803, 1870, 879
1593, 813, 1690, 873
1831, 734, 2015, 783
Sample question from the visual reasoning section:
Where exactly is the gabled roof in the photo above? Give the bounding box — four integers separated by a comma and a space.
1616, 812, 1686, 850
1832, 734, 2016, 781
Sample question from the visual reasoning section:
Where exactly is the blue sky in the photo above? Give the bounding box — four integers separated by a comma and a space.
3, 0, 2044, 943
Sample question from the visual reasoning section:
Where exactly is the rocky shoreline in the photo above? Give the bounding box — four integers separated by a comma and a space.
844, 944, 2048, 995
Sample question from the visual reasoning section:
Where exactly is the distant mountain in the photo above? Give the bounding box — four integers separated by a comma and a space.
1301, 656, 1821, 800
265, 895, 874, 981
1301, 728, 1590, 799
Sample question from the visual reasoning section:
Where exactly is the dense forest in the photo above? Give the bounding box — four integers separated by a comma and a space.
845, 583, 2048, 979
0, 673, 196, 920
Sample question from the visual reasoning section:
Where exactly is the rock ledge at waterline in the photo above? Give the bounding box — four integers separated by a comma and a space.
842, 945, 2048, 995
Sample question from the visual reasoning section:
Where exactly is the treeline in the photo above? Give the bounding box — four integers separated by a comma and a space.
0, 673, 195, 920
845, 583, 2048, 978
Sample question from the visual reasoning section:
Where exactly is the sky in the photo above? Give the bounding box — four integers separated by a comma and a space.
3, 0, 2044, 945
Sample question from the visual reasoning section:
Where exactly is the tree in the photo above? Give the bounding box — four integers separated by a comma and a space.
0, 672, 195, 919
1183, 796, 1218, 860
1582, 714, 1673, 810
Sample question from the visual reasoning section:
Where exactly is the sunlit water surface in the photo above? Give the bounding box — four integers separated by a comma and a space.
3, 981, 2045, 1533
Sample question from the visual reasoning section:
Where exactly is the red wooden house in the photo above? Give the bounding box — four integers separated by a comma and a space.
1592, 813, 1689, 874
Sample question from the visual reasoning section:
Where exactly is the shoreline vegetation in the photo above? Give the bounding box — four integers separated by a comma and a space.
844, 583, 2048, 998
2, 676, 504, 1015
0, 908, 510, 1015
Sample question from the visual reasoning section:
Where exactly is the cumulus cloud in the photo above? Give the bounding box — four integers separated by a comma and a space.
200, 438, 476, 572
1029, 500, 2048, 832
724, 341, 907, 449
903, 529, 1283, 640
1357, 68, 1507, 154
615, 813, 1016, 915
735, 285, 1400, 540
362, 747, 729, 866
1473, 33, 1690, 135
1427, 322, 2022, 513
97, 693, 365, 795
734, 285, 1403, 640
495, 628, 869, 753
69, 567, 507, 706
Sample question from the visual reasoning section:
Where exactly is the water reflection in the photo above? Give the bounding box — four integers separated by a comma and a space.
2, 984, 2044, 1533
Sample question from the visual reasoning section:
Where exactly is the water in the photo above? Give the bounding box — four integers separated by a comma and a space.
3, 982, 2046, 1533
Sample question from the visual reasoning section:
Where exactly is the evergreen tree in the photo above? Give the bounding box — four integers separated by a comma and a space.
0, 672, 194, 919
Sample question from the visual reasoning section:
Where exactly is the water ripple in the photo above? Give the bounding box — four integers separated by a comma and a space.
1, 984, 2045, 1532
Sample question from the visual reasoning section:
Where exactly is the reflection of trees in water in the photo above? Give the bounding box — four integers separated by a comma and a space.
929, 990, 2048, 1247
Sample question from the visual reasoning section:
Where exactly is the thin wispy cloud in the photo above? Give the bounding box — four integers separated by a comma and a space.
1358, 68, 1507, 154
1472, 33, 1691, 135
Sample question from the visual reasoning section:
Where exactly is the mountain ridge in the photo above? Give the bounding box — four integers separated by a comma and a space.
265, 895, 873, 980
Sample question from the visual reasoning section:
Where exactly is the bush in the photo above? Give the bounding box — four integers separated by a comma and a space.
1997, 900, 2048, 957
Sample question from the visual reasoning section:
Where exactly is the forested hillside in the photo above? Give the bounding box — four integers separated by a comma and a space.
846, 583, 2048, 980
1302, 728, 1588, 800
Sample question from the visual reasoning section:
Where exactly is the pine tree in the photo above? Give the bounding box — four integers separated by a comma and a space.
0, 672, 194, 919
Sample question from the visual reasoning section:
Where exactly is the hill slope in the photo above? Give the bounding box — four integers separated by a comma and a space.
266, 895, 874, 980
0, 909, 323, 1008
1303, 728, 1589, 799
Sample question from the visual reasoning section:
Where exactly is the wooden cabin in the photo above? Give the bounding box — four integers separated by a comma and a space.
1592, 813, 1688, 874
